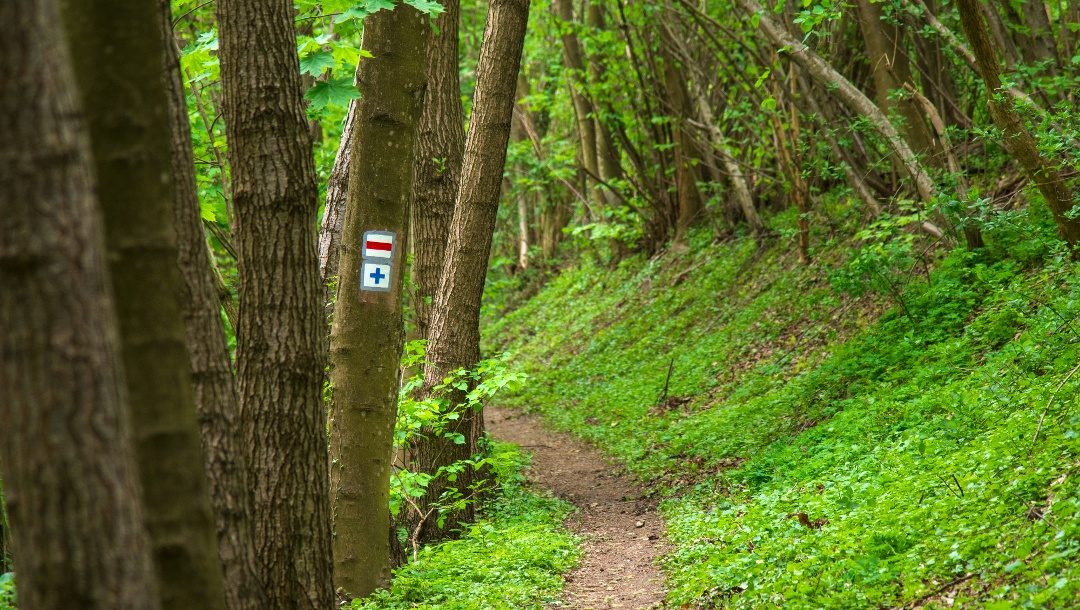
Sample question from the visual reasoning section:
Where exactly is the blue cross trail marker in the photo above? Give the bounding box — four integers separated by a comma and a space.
361, 261, 392, 293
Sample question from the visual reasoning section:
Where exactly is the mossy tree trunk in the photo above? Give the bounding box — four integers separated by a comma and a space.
327, 4, 429, 599
954, 0, 1080, 249
156, 3, 267, 609
216, 1, 334, 608
0, 1, 159, 607
58, 1, 227, 608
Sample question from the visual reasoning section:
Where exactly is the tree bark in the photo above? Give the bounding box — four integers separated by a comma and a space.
411, 0, 467, 344
327, 5, 429, 598
318, 91, 358, 316
954, 0, 1080, 248
0, 1, 159, 607
59, 1, 228, 608
216, 0, 334, 608
419, 0, 532, 537
157, 2, 267, 609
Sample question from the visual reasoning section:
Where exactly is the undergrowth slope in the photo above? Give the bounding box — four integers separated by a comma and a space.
484, 208, 1080, 609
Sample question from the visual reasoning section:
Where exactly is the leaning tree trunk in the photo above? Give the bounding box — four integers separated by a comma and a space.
59, 1, 227, 608
954, 0, 1080, 248
157, 2, 267, 609
216, 0, 334, 608
327, 4, 429, 599
739, 0, 937, 208
0, 1, 159, 607
418, 0, 532, 536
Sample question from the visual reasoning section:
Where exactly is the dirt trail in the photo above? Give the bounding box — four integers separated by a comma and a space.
486, 407, 668, 609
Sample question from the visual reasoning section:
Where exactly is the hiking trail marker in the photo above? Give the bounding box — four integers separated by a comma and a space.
363, 230, 395, 260
360, 230, 395, 293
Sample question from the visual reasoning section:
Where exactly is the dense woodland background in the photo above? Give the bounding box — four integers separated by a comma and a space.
3, 0, 1080, 607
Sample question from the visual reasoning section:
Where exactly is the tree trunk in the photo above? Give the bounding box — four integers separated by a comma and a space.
659, 21, 705, 244
740, 0, 937, 208
59, 1, 228, 608
770, 71, 811, 264
318, 89, 359, 316
157, 2, 267, 609
327, 5, 429, 598
0, 1, 159, 607
954, 0, 1080, 248
585, 2, 624, 203
216, 0, 334, 608
553, 0, 605, 211
855, 0, 939, 161
400, 0, 466, 557
664, 18, 765, 237
418, 0, 532, 539
411, 0, 467, 344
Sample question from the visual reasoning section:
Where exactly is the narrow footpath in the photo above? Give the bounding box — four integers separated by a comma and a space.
486, 407, 668, 609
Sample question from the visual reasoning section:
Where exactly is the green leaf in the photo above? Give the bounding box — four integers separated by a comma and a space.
337, 0, 396, 21
404, 0, 445, 15
199, 202, 216, 222
304, 77, 361, 110
299, 50, 334, 76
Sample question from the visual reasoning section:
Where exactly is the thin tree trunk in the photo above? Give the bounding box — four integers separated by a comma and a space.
419, 0, 532, 537
59, 1, 228, 608
665, 19, 765, 237
327, 4, 429, 598
908, 0, 1040, 110
584, 2, 624, 203
553, 0, 605, 211
318, 90, 359, 316
216, 0, 334, 608
157, 2, 267, 608
954, 0, 1080, 248
0, 1, 159, 607
855, 0, 939, 160
739, 0, 937, 208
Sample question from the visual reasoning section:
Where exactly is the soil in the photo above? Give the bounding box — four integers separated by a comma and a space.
485, 407, 668, 609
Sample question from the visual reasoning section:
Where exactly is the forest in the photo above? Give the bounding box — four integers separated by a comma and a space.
2, 0, 1080, 607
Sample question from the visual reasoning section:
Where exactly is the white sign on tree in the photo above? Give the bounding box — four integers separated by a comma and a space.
360, 230, 395, 293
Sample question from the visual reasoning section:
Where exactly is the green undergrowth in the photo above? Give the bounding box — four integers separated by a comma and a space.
355, 442, 579, 610
483, 204, 1080, 608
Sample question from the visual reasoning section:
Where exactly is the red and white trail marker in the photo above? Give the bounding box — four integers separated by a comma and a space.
362, 230, 395, 260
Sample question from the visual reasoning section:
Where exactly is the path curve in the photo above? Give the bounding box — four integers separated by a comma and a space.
486, 407, 668, 609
